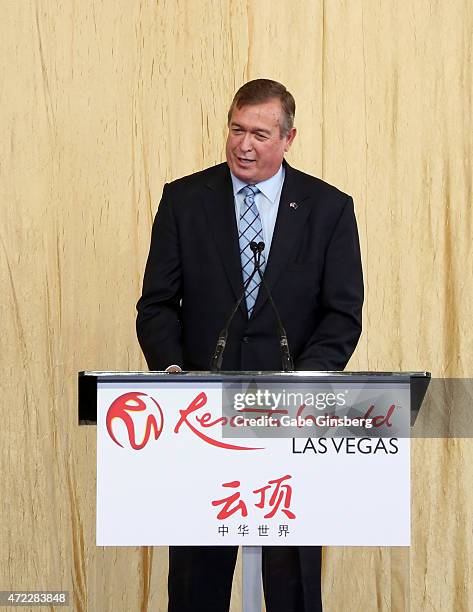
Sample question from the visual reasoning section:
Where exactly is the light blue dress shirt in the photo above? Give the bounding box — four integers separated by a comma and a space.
230, 165, 285, 257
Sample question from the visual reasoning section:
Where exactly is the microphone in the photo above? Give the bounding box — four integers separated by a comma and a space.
210, 258, 260, 372
249, 242, 294, 372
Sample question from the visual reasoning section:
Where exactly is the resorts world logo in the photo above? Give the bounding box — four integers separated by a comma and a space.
106, 392, 164, 450
105, 390, 262, 452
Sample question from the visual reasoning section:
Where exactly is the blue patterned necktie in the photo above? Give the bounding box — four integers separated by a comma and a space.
239, 185, 266, 317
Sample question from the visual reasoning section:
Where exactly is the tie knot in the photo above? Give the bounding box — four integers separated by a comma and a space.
242, 185, 259, 198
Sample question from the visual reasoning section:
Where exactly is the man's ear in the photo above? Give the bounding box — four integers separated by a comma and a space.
284, 127, 297, 152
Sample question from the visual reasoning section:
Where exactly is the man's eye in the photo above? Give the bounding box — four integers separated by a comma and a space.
255, 133, 267, 141
232, 128, 242, 134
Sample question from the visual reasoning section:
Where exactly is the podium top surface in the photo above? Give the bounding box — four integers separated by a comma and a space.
78, 371, 430, 424
79, 370, 430, 381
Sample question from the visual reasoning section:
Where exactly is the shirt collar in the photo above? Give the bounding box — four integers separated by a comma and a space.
230, 164, 285, 203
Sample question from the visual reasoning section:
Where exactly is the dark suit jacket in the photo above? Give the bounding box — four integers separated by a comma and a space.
136, 160, 363, 372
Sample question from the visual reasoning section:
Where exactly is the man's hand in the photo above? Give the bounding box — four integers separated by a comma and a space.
165, 364, 182, 373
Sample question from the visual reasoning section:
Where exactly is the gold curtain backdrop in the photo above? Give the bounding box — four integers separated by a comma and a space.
1, 1, 472, 610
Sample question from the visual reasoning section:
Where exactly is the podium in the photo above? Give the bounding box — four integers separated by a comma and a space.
78, 370, 429, 610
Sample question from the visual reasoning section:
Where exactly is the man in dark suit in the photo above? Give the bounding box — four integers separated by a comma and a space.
137, 79, 363, 612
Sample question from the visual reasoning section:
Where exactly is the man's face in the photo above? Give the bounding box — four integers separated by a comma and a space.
225, 98, 296, 184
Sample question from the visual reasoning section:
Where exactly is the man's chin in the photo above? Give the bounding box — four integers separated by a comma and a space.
228, 162, 258, 183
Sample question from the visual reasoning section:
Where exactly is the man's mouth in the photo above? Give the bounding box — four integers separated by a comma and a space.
236, 156, 255, 165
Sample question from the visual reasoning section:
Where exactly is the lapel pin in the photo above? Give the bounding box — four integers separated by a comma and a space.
289, 202, 298, 210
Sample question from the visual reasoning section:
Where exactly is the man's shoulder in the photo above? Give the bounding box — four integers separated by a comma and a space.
163, 161, 352, 213
286, 163, 351, 204
166, 162, 228, 193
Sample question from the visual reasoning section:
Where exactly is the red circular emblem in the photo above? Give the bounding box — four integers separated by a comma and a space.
106, 392, 164, 450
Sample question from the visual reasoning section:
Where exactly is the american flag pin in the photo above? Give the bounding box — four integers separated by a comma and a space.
289, 202, 298, 210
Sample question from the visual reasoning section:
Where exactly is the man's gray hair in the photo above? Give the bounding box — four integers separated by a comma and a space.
228, 79, 296, 137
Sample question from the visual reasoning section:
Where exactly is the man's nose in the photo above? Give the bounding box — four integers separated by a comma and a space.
240, 132, 253, 152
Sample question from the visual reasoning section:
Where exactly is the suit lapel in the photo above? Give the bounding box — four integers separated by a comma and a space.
202, 164, 247, 310
250, 161, 311, 319
202, 161, 311, 321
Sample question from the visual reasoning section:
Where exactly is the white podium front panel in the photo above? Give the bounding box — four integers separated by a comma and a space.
96, 381, 410, 546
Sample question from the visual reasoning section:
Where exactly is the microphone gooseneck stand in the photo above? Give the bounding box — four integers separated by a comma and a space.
250, 242, 294, 372
210, 241, 294, 372
210, 260, 260, 372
